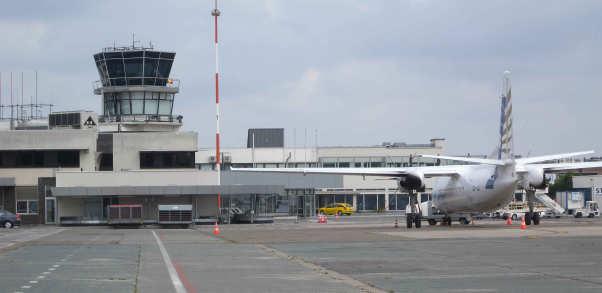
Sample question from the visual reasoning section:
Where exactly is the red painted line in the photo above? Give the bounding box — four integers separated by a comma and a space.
173, 261, 196, 293
215, 73, 219, 103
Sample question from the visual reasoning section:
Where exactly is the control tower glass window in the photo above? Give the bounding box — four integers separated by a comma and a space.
102, 92, 175, 117
94, 50, 175, 87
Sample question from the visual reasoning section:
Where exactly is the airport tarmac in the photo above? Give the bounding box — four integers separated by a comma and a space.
0, 217, 601, 293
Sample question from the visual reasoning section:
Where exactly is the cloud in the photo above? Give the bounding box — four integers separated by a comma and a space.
1, 0, 601, 156
0, 20, 47, 53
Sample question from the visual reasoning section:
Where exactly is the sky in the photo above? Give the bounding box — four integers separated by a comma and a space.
0, 0, 601, 156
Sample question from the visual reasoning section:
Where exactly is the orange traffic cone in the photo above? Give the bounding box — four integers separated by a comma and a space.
520, 216, 526, 230
506, 216, 512, 225
213, 223, 220, 235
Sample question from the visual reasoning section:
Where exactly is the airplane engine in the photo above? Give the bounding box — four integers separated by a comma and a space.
522, 165, 546, 189
399, 171, 425, 191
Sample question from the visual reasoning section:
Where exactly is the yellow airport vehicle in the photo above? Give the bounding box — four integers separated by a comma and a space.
318, 203, 355, 216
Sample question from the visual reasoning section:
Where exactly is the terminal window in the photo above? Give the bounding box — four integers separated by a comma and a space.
140, 151, 195, 169
0, 151, 79, 168
16, 200, 38, 214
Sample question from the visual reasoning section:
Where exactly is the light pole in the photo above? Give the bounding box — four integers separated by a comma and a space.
212, 0, 222, 228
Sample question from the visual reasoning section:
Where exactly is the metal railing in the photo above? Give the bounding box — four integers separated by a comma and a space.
99, 114, 183, 124
93, 78, 181, 91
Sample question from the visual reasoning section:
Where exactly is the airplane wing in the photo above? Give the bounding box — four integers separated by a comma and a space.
419, 154, 506, 166
530, 161, 602, 173
230, 166, 460, 178
516, 151, 594, 165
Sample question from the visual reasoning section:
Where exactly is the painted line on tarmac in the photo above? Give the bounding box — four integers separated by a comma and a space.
257, 244, 387, 293
151, 230, 187, 293
173, 261, 196, 293
0, 228, 65, 253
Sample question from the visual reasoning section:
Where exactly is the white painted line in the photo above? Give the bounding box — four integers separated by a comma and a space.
29, 280, 38, 284
48, 268, 56, 271
42, 272, 50, 275
37, 275, 45, 279
52, 265, 60, 268
151, 230, 186, 293
20, 286, 31, 289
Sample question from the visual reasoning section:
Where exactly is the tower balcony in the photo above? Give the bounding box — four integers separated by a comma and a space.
93, 79, 180, 95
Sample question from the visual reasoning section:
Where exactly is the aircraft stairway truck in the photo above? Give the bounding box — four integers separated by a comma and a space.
534, 193, 565, 217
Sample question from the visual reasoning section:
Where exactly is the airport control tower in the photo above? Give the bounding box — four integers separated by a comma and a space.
93, 44, 181, 132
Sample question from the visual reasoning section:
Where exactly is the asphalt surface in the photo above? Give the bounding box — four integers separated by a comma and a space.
0, 216, 601, 293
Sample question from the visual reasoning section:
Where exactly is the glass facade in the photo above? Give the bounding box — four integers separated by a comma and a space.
103, 91, 174, 117
94, 50, 175, 87
319, 156, 439, 168
219, 194, 279, 224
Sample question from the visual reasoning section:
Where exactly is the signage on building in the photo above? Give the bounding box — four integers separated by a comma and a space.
84, 116, 97, 128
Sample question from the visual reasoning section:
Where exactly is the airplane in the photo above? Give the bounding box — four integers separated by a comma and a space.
232, 71, 602, 228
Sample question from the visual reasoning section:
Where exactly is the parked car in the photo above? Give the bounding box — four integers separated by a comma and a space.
0, 209, 21, 228
318, 203, 355, 216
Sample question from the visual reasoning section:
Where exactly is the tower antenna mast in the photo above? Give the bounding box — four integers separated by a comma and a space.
212, 0, 222, 227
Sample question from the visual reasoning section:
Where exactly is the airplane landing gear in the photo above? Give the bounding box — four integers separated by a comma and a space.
406, 190, 422, 229
406, 213, 414, 228
526, 188, 540, 225
414, 213, 422, 228
525, 212, 532, 225
532, 211, 540, 225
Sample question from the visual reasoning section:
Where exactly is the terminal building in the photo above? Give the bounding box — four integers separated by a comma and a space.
197, 129, 446, 216
0, 44, 449, 226
0, 45, 281, 225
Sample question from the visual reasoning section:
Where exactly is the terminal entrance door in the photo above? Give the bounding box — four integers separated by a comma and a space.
45, 198, 56, 224
297, 195, 315, 218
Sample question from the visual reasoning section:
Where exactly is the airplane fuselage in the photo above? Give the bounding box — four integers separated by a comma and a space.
432, 164, 517, 213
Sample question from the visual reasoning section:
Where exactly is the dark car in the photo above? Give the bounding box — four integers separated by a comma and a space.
0, 209, 21, 228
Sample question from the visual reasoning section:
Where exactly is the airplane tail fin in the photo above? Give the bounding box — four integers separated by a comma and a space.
498, 71, 514, 160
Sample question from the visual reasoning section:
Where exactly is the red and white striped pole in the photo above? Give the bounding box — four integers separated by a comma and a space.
212, 0, 222, 229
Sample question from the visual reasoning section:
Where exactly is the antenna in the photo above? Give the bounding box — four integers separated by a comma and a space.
21, 72, 24, 121
212, 0, 222, 227
314, 128, 318, 165
304, 128, 307, 167
0, 72, 2, 120
10, 72, 13, 129
35, 70, 38, 118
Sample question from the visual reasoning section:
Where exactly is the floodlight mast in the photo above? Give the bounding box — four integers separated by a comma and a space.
212, 0, 222, 226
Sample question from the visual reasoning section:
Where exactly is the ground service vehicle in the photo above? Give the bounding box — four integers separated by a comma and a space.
318, 203, 354, 216
158, 204, 193, 227
107, 204, 143, 226
574, 201, 599, 218
408, 201, 473, 227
